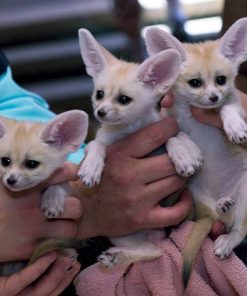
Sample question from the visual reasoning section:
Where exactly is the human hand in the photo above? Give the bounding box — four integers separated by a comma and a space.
162, 94, 229, 239
162, 91, 247, 128
0, 252, 80, 296
76, 117, 192, 238
162, 91, 247, 146
0, 162, 82, 262
209, 221, 225, 241
190, 91, 247, 129
161, 92, 223, 127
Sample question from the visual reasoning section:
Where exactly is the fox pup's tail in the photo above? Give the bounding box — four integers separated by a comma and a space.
182, 217, 214, 288
29, 238, 88, 265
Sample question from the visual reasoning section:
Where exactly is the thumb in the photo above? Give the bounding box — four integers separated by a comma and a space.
209, 221, 225, 240
191, 106, 223, 128
47, 162, 79, 186
112, 116, 178, 158
161, 91, 175, 108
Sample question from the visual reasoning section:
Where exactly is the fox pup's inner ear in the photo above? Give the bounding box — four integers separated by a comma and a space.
41, 110, 88, 153
78, 28, 116, 78
137, 49, 181, 93
144, 27, 186, 61
0, 117, 7, 138
219, 17, 247, 65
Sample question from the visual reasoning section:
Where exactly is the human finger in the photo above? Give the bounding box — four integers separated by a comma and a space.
112, 116, 178, 158
49, 262, 81, 296
3, 252, 57, 295
191, 107, 222, 128
240, 90, 247, 111
19, 254, 75, 296
144, 175, 186, 206
148, 188, 193, 228
160, 92, 175, 108
49, 197, 82, 220
209, 221, 225, 241
138, 154, 176, 184
41, 220, 77, 239
47, 163, 79, 186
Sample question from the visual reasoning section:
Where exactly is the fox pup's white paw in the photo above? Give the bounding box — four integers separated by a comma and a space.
167, 132, 204, 177
78, 140, 106, 187
78, 155, 104, 187
98, 248, 127, 268
221, 106, 247, 143
214, 234, 234, 259
216, 197, 236, 215
41, 185, 65, 218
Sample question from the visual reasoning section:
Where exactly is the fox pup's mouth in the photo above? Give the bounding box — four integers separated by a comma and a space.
2, 180, 32, 192
191, 101, 223, 110
96, 116, 122, 124
3, 183, 23, 191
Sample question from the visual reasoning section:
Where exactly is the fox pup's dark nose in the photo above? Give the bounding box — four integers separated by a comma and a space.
7, 176, 17, 185
97, 109, 107, 117
209, 96, 219, 103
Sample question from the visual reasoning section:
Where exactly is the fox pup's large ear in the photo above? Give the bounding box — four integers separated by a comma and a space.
78, 28, 117, 78
137, 49, 181, 93
41, 110, 88, 153
145, 27, 186, 61
219, 17, 247, 65
0, 117, 7, 138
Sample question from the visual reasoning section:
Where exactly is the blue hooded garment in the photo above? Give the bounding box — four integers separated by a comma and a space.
0, 64, 85, 164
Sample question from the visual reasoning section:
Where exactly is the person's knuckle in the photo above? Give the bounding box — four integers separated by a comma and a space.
65, 198, 82, 218
145, 124, 163, 146
166, 212, 180, 226
106, 144, 123, 161
107, 165, 134, 187
171, 175, 185, 189
119, 173, 134, 186
126, 212, 145, 228
57, 221, 77, 237
171, 205, 189, 225
163, 116, 178, 133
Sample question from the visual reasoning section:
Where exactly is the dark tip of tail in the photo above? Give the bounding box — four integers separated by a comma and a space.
182, 261, 191, 289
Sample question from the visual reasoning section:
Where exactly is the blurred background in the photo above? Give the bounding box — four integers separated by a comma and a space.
0, 0, 246, 117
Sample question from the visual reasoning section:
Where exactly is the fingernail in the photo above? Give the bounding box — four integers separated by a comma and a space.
64, 256, 78, 273
66, 262, 81, 276
42, 251, 57, 263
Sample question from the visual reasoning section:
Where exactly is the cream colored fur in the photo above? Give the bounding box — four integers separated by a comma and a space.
145, 17, 247, 286
77, 28, 204, 267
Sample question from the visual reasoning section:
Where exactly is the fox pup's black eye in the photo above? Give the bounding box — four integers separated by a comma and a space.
216, 75, 227, 85
96, 90, 104, 100
188, 79, 202, 88
118, 95, 132, 105
25, 160, 40, 169
1, 157, 11, 167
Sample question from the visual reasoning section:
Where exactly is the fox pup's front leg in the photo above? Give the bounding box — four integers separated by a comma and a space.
41, 183, 70, 218
221, 102, 247, 143
78, 140, 106, 187
166, 132, 204, 177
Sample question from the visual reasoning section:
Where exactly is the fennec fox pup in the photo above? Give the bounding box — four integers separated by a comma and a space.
0, 111, 88, 275
145, 17, 247, 286
77, 29, 203, 267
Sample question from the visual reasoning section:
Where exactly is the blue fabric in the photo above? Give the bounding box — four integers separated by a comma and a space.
0, 67, 85, 164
